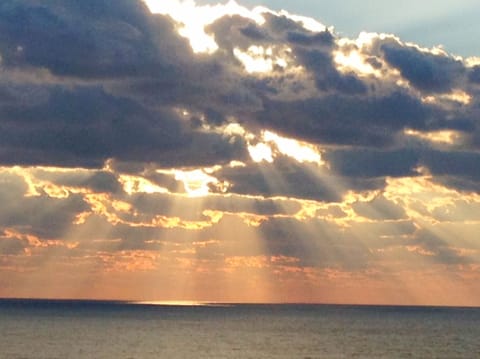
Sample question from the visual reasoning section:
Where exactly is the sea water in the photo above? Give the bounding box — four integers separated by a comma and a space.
0, 299, 479, 358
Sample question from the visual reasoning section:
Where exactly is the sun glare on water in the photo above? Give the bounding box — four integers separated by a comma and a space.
132, 300, 209, 306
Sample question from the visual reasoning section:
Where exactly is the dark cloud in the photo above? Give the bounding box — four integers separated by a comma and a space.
207, 15, 266, 52
324, 148, 480, 194
468, 65, 480, 84
421, 150, 480, 181
295, 48, 367, 95
257, 91, 442, 148
325, 148, 420, 178
0, 0, 478, 194
0, 85, 247, 167
381, 43, 465, 93
286, 30, 334, 47
419, 150, 480, 192
0, 0, 190, 78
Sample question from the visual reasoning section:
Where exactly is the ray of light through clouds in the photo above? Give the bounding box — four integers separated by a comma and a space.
0, 0, 480, 306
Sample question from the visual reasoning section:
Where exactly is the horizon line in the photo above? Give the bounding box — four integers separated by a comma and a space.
1, 297, 479, 309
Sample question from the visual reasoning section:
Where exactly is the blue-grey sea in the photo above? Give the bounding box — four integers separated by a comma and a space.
0, 299, 479, 358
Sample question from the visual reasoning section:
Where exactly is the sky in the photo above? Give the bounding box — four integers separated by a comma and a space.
0, 0, 480, 306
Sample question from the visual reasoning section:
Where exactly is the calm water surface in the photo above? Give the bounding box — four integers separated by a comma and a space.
0, 299, 479, 358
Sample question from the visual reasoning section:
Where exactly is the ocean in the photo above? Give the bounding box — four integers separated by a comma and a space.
0, 299, 479, 358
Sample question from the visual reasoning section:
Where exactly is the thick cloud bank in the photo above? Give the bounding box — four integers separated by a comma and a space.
0, 0, 479, 304
0, 0, 478, 191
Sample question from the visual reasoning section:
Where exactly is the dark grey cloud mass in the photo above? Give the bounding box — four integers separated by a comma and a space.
0, 0, 479, 196
0, 0, 185, 77
381, 43, 465, 93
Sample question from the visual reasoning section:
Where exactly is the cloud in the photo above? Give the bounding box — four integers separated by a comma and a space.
420, 150, 480, 192
352, 194, 407, 220
0, 0, 477, 182
213, 156, 342, 201
258, 216, 374, 270
0, 85, 247, 167
381, 43, 465, 93
33, 169, 122, 194
0, 0, 189, 78
469, 65, 480, 84
0, 231, 28, 255
0, 172, 88, 238
324, 148, 420, 178
412, 229, 473, 265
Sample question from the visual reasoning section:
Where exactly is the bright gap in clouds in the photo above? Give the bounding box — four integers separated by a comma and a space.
119, 174, 169, 194
143, 0, 265, 53
173, 168, 225, 197
248, 130, 323, 164
143, 0, 325, 54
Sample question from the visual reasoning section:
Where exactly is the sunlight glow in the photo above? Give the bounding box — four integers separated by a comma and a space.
144, 1, 326, 54
334, 50, 379, 76
247, 131, 323, 164
404, 129, 463, 145
144, 0, 264, 53
465, 56, 480, 67
276, 10, 326, 33
263, 131, 323, 164
383, 175, 471, 221
174, 169, 220, 197
233, 46, 287, 73
422, 90, 472, 105
119, 174, 169, 195
248, 142, 274, 163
